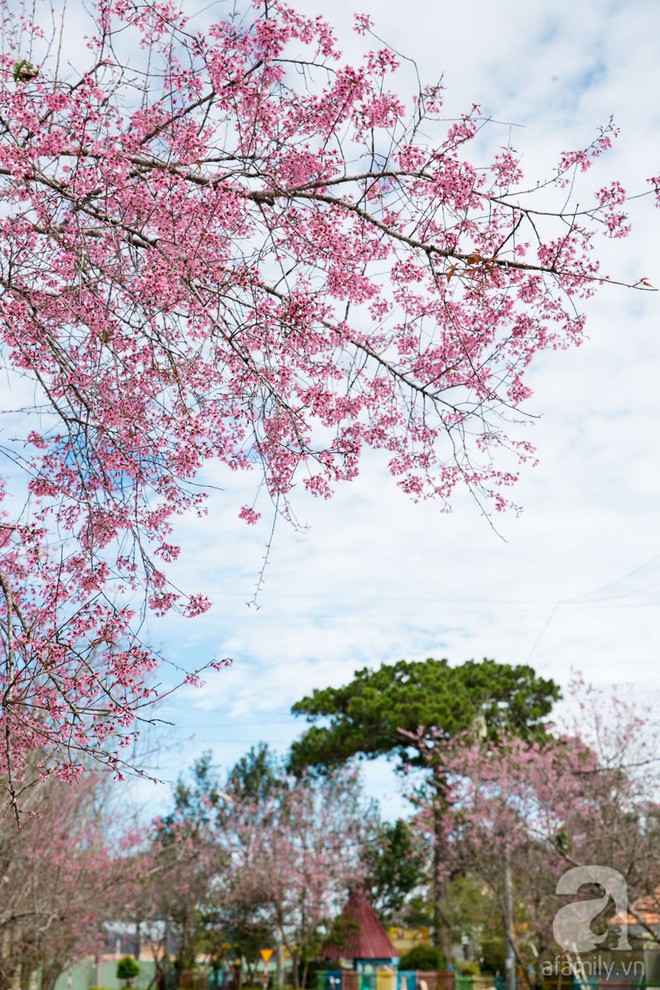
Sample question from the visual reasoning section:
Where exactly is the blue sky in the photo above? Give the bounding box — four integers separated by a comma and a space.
71, 0, 660, 815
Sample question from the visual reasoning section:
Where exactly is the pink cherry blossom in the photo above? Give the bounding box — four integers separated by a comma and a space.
0, 0, 655, 793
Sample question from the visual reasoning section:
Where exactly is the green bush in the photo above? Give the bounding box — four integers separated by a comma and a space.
117, 956, 141, 987
398, 945, 447, 971
459, 962, 480, 977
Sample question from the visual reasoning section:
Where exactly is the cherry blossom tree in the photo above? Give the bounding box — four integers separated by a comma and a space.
219, 768, 369, 988
123, 815, 218, 978
0, 768, 115, 990
135, 754, 227, 974
0, 0, 656, 792
409, 683, 660, 986
0, 754, 232, 990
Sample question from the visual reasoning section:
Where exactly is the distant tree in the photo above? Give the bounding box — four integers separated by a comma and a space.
441, 876, 504, 974
0, 770, 117, 990
221, 769, 370, 990
161, 751, 222, 839
290, 658, 560, 773
162, 746, 282, 982
290, 658, 559, 950
401, 895, 436, 930
361, 819, 426, 923
225, 743, 282, 804
412, 683, 660, 988
135, 754, 222, 973
139, 744, 341, 985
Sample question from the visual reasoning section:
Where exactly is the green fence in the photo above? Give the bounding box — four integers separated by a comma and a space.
53, 960, 158, 990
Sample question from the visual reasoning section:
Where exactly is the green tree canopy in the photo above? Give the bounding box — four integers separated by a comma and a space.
361, 819, 426, 923
159, 750, 221, 842
116, 957, 140, 988
289, 658, 560, 774
225, 742, 282, 803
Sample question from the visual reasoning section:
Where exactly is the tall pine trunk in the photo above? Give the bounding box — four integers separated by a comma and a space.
431, 772, 451, 960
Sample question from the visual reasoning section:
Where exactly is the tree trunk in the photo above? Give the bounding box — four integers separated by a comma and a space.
0, 956, 20, 990
41, 970, 62, 990
19, 956, 39, 990
276, 933, 283, 990
503, 845, 516, 990
431, 773, 451, 959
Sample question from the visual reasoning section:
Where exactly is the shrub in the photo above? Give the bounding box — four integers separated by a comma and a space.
459, 963, 480, 977
398, 945, 447, 971
117, 957, 141, 987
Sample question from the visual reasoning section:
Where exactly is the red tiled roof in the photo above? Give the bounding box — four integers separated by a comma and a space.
620, 891, 660, 927
324, 888, 398, 961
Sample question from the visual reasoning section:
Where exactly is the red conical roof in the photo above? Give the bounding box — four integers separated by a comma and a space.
324, 888, 397, 961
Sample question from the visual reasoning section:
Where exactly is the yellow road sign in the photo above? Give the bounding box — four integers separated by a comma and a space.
259, 949, 274, 965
